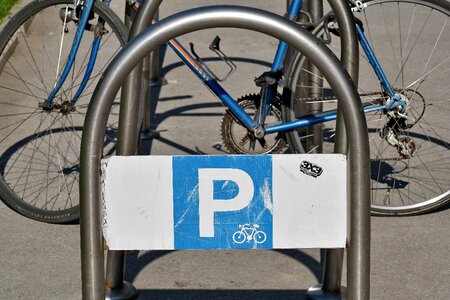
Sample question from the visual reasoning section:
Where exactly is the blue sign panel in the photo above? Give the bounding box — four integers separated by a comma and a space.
172, 156, 273, 249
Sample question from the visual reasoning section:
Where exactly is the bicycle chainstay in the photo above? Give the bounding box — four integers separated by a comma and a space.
293, 91, 386, 103
293, 91, 419, 159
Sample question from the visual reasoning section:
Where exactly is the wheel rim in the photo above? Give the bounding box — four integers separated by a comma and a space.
360, 0, 450, 213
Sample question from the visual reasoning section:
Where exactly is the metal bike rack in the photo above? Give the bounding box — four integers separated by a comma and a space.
80, 5, 369, 300
311, 0, 360, 297
123, 0, 165, 139
287, 0, 359, 295
99, 3, 164, 297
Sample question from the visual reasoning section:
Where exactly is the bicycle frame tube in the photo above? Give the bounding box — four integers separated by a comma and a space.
165, 36, 257, 129
272, 0, 303, 71
45, 0, 96, 107
58, 0, 390, 135
45, 0, 112, 107
71, 37, 101, 105
356, 23, 395, 96
265, 103, 387, 134
161, 0, 397, 135
161, 0, 305, 131
263, 17, 399, 135
71, 0, 113, 106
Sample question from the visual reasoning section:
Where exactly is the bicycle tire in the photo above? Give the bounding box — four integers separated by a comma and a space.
284, 0, 450, 216
254, 230, 267, 244
0, 0, 127, 223
232, 231, 246, 244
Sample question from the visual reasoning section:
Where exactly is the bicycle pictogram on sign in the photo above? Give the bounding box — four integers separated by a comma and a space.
232, 224, 267, 244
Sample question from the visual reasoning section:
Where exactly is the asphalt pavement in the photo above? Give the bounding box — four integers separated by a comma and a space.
0, 0, 449, 299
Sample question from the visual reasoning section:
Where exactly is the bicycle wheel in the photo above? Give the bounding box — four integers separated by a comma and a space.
284, 0, 450, 215
253, 230, 267, 244
0, 0, 127, 222
232, 231, 246, 244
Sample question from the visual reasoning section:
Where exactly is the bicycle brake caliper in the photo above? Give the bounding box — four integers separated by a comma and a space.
93, 23, 109, 39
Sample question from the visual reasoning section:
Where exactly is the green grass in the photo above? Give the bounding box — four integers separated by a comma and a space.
0, 0, 19, 23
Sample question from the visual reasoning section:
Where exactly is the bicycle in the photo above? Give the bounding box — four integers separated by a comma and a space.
135, 0, 449, 216
144, 0, 449, 216
0, 0, 315, 223
0, 0, 128, 222
232, 224, 267, 244
0, 0, 448, 222
284, 0, 450, 215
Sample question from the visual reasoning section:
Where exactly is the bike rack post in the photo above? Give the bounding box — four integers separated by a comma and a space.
142, 9, 169, 136
306, 0, 334, 293
80, 6, 370, 300
121, 5, 359, 296
125, 0, 167, 138
311, 0, 359, 298
103, 0, 164, 298
286, 0, 360, 296
304, 0, 324, 153
100, 4, 141, 299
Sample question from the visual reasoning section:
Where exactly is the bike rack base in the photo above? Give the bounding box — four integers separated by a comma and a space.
150, 77, 168, 87
139, 130, 161, 140
308, 284, 346, 299
105, 281, 137, 300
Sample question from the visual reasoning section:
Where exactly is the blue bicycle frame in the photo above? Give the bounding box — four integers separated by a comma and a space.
162, 0, 304, 132
161, 0, 401, 134
44, 0, 109, 108
162, 0, 400, 134
45, 0, 400, 134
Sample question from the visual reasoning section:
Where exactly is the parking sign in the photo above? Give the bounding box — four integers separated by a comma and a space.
102, 154, 347, 250
173, 156, 273, 249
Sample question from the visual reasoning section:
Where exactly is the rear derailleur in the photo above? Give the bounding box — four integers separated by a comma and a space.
380, 94, 417, 159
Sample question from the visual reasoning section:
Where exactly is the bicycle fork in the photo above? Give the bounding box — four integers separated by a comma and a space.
41, 0, 108, 110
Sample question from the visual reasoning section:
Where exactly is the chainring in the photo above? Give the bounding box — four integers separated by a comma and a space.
221, 94, 286, 154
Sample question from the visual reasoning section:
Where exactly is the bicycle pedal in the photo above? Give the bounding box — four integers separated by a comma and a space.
189, 35, 236, 82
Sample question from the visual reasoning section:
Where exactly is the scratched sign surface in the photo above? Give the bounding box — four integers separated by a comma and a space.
101, 154, 347, 250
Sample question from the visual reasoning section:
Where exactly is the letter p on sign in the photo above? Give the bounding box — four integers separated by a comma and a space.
198, 168, 254, 237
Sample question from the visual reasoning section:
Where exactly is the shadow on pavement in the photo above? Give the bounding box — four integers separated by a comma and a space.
124, 248, 324, 293
135, 289, 309, 299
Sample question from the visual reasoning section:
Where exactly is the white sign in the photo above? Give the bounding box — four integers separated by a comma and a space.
101, 154, 347, 250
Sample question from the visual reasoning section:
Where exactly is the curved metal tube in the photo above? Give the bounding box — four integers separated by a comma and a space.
329, 0, 359, 155
80, 6, 370, 299
322, 0, 360, 295
110, 0, 361, 296
103, 0, 163, 292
